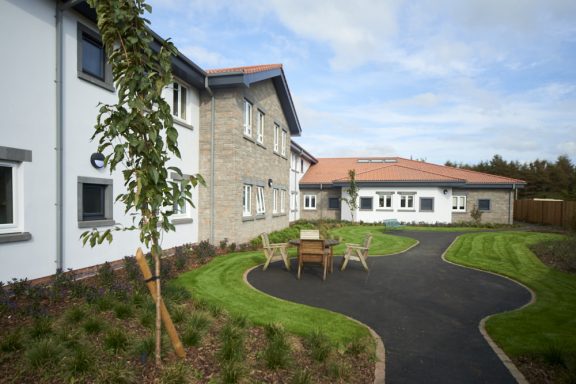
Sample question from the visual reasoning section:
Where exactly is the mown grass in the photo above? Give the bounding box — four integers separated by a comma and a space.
175, 225, 417, 346
444, 231, 576, 358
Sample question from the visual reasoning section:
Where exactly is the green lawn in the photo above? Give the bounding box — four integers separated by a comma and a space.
444, 231, 576, 357
386, 225, 500, 232
174, 226, 416, 346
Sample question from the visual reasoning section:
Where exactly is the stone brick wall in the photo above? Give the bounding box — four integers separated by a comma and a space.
299, 188, 341, 221
451, 189, 514, 224
199, 80, 291, 244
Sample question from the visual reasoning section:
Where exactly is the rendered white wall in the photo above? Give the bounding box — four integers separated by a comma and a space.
341, 187, 453, 224
289, 151, 313, 222
0, 0, 58, 282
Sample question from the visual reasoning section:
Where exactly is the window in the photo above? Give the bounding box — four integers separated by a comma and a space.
478, 199, 491, 211
244, 100, 253, 136
171, 174, 193, 224
256, 186, 266, 215
78, 177, 114, 228
280, 190, 286, 213
272, 188, 279, 214
281, 130, 287, 156
0, 163, 16, 232
291, 192, 298, 211
304, 194, 316, 210
420, 197, 434, 212
400, 195, 414, 209
378, 193, 392, 209
360, 197, 373, 210
171, 81, 188, 121
300, 159, 304, 172
243, 185, 252, 217
77, 23, 113, 91
328, 197, 340, 209
256, 110, 265, 144
452, 196, 466, 212
273, 123, 280, 152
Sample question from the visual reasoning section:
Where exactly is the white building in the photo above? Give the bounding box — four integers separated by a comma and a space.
0, 1, 205, 282
289, 141, 317, 222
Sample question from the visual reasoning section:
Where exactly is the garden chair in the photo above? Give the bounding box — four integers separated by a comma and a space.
300, 229, 320, 240
298, 239, 332, 281
341, 234, 373, 271
261, 232, 290, 271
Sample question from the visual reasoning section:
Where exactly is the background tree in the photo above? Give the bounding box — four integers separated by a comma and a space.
342, 169, 359, 222
82, 0, 203, 366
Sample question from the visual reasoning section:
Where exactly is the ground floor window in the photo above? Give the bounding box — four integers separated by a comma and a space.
478, 199, 491, 211
78, 177, 114, 228
304, 194, 316, 210
256, 186, 266, 215
243, 184, 252, 216
280, 190, 286, 213
452, 196, 466, 212
273, 188, 279, 214
0, 163, 16, 232
378, 193, 392, 208
328, 197, 340, 209
419, 197, 434, 212
360, 197, 373, 210
400, 195, 414, 209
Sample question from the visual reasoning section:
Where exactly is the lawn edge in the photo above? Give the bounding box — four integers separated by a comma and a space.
441, 233, 535, 384
243, 263, 386, 384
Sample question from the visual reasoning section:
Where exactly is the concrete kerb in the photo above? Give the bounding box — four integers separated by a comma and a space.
440, 234, 534, 384
242, 263, 386, 384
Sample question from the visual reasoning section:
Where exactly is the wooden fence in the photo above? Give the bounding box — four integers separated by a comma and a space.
514, 199, 576, 230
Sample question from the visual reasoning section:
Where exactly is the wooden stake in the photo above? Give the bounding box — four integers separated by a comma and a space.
135, 248, 186, 358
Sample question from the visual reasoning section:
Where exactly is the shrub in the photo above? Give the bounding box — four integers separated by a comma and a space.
193, 240, 217, 261
263, 323, 291, 369
113, 303, 134, 320
170, 305, 187, 324
25, 338, 63, 368
133, 336, 155, 362
163, 284, 192, 303
174, 243, 192, 271
188, 311, 211, 332
29, 317, 53, 339
304, 329, 332, 362
83, 318, 105, 334
346, 337, 373, 356
1, 330, 23, 352
64, 342, 94, 375
104, 329, 129, 353
123, 256, 141, 283
97, 360, 137, 384
218, 323, 244, 363
220, 362, 244, 384
160, 362, 191, 384
290, 368, 313, 384
65, 306, 86, 324
8, 278, 31, 298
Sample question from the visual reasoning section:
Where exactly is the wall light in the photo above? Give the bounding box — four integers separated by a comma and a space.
443, 189, 448, 195
90, 152, 105, 169
268, 178, 273, 187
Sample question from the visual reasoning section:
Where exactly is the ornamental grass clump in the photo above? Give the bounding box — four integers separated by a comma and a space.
305, 329, 332, 362
218, 323, 245, 363
263, 323, 291, 369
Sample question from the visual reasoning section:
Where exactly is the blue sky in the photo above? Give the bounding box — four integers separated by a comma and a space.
148, 0, 576, 165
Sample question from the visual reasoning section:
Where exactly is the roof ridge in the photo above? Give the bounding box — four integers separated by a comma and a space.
334, 163, 464, 182
403, 158, 525, 183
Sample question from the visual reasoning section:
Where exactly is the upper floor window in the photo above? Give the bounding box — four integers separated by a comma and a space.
281, 130, 287, 156
244, 100, 253, 136
256, 110, 265, 144
452, 196, 466, 212
243, 184, 252, 216
171, 81, 188, 121
273, 123, 280, 152
304, 194, 316, 210
77, 23, 113, 91
256, 186, 266, 215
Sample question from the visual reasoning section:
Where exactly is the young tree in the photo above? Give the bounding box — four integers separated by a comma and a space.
341, 169, 359, 222
81, 0, 203, 366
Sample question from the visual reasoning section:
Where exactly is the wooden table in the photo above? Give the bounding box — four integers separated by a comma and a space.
289, 239, 340, 277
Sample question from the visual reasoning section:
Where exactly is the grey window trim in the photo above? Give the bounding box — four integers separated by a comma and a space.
0, 232, 32, 244
398, 191, 417, 196
328, 197, 341, 209
419, 197, 435, 212
360, 197, 373, 210
172, 218, 193, 225
77, 22, 114, 92
376, 191, 394, 195
478, 199, 491, 211
77, 176, 115, 228
0, 146, 32, 162
173, 119, 195, 131
242, 177, 265, 188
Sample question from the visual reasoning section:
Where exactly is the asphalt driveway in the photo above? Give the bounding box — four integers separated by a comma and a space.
246, 231, 531, 384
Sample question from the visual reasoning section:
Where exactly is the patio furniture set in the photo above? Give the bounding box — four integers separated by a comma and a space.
260, 230, 373, 281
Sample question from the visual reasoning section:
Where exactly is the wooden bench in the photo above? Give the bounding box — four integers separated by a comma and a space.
383, 219, 401, 228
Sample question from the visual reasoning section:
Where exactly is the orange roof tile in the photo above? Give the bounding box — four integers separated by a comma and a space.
300, 157, 525, 185
206, 64, 283, 75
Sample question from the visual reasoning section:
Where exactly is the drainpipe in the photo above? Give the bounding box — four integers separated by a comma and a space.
55, 3, 64, 273
204, 77, 215, 244
509, 184, 516, 225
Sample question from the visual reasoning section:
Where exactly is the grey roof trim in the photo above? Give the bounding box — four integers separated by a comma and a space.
207, 68, 302, 136
290, 141, 318, 164
332, 181, 467, 188
299, 184, 339, 190
455, 183, 526, 189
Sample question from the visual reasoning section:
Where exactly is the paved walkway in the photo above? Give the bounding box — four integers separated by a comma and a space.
247, 231, 531, 384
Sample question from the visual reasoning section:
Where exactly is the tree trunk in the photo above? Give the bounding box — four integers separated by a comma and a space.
153, 245, 162, 367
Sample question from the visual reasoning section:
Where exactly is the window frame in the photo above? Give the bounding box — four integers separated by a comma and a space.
0, 162, 18, 234
360, 197, 373, 210
273, 123, 280, 152
377, 193, 393, 209
452, 196, 467, 212
256, 110, 265, 144
272, 188, 279, 214
281, 130, 287, 156
242, 184, 252, 217
77, 177, 114, 228
256, 186, 266, 215
478, 199, 491, 211
170, 174, 193, 224
303, 194, 317, 210
171, 81, 189, 123
399, 194, 415, 209
280, 190, 286, 213
419, 197, 434, 212
244, 100, 253, 137
77, 23, 114, 92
